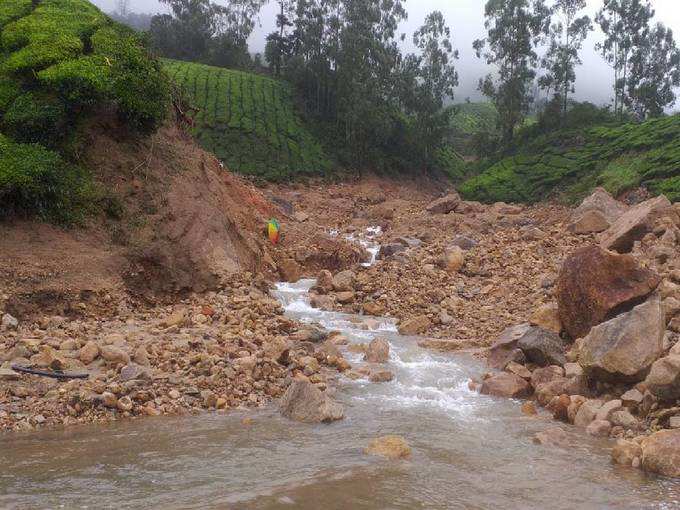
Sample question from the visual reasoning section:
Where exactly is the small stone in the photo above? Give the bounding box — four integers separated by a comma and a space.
441, 245, 464, 273
100, 345, 130, 364
365, 435, 411, 459
670, 416, 680, 429
117, 396, 133, 412
168, 389, 181, 399
369, 370, 394, 383
621, 388, 644, 409
101, 391, 118, 408
564, 362, 584, 378
1, 313, 18, 330
480, 372, 532, 398
595, 399, 623, 422
505, 361, 532, 380
521, 401, 537, 415
533, 427, 570, 447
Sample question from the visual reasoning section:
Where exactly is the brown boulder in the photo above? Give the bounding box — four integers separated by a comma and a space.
398, 315, 430, 336
568, 210, 611, 234
600, 195, 673, 253
279, 380, 344, 423
369, 370, 394, 383
556, 245, 660, 339
332, 270, 356, 292
517, 327, 568, 367
572, 187, 628, 224
612, 439, 642, 466
316, 270, 334, 293
529, 303, 562, 334
487, 324, 530, 369
642, 429, 680, 478
644, 354, 680, 400
578, 296, 665, 382
480, 372, 532, 398
363, 338, 390, 363
426, 193, 461, 214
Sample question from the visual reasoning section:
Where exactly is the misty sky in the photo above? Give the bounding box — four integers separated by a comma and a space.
93, 0, 680, 106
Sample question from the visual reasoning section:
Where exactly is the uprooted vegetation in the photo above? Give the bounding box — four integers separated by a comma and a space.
0, 0, 170, 221
164, 59, 331, 181
459, 115, 680, 204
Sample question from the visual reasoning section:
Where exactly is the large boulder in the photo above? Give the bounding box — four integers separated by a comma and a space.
480, 372, 532, 398
332, 270, 356, 292
279, 380, 344, 423
568, 210, 611, 235
517, 327, 568, 367
557, 245, 661, 339
578, 296, 665, 382
572, 187, 628, 224
600, 195, 674, 253
644, 354, 680, 400
426, 193, 461, 214
487, 324, 530, 369
363, 338, 390, 363
642, 429, 680, 478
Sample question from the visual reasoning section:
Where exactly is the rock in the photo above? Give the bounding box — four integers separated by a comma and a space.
365, 435, 411, 459
441, 245, 464, 273
101, 392, 118, 408
579, 296, 665, 382
0, 367, 19, 381
568, 210, 611, 234
310, 294, 335, 310
529, 303, 562, 334
621, 388, 644, 409
549, 394, 572, 422
332, 270, 356, 292
612, 439, 642, 466
79, 341, 99, 365
522, 401, 537, 415
670, 416, 680, 429
426, 193, 461, 214
572, 187, 628, 224
480, 372, 532, 398
363, 338, 390, 363
610, 409, 638, 429
530, 365, 564, 389
133, 346, 151, 367
567, 395, 587, 423
595, 399, 623, 422
600, 195, 673, 253
533, 427, 571, 447
487, 324, 531, 370
517, 327, 567, 367
100, 345, 130, 365
279, 258, 301, 283
1, 313, 18, 330
574, 399, 604, 428
279, 380, 344, 423
117, 396, 133, 412
119, 363, 151, 382
378, 243, 407, 259
535, 377, 587, 405
450, 235, 478, 250
363, 301, 385, 316
369, 370, 394, 383
642, 429, 680, 478
556, 245, 660, 339
264, 336, 290, 363
564, 362, 584, 378
161, 310, 186, 328
505, 361, 532, 379
294, 211, 309, 222
586, 419, 612, 437
398, 315, 430, 336
335, 291, 355, 304
644, 354, 680, 400
316, 270, 334, 293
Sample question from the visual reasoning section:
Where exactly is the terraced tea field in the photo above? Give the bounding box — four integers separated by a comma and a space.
164, 59, 330, 180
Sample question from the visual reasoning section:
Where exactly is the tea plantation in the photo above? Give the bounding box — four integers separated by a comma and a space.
164, 59, 330, 181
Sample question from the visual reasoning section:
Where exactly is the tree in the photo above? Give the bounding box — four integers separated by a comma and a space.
115, 0, 129, 16
473, 0, 550, 145
595, 0, 654, 116
264, 0, 295, 75
539, 0, 592, 120
627, 23, 680, 118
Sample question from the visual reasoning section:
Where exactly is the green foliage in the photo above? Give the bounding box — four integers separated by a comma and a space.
0, 133, 92, 222
164, 58, 330, 180
0, 76, 21, 111
2, 91, 67, 145
434, 145, 467, 181
460, 115, 680, 204
450, 102, 498, 136
0, 0, 33, 28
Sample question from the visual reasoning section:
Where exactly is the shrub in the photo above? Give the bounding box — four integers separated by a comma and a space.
2, 91, 67, 145
0, 76, 21, 112
38, 56, 109, 106
0, 0, 33, 28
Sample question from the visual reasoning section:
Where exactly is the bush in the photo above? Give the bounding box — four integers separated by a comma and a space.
0, 76, 21, 111
2, 91, 67, 145
0, 0, 33, 28
0, 134, 91, 222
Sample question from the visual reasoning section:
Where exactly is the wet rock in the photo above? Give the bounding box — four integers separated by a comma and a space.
363, 338, 390, 363
529, 303, 562, 334
398, 315, 430, 336
441, 245, 464, 273
556, 245, 660, 339
279, 258, 301, 283
378, 243, 406, 259
586, 419, 612, 437
426, 193, 461, 214
536, 377, 587, 405
332, 270, 356, 292
549, 394, 572, 422
369, 370, 394, 383
365, 435, 411, 459
487, 324, 531, 370
310, 294, 335, 310
568, 210, 611, 234
530, 365, 564, 389
600, 195, 674, 253
567, 395, 587, 423
522, 401, 537, 415
517, 327, 567, 367
644, 354, 680, 400
79, 341, 99, 365
279, 380, 344, 423
533, 427, 570, 447
480, 372, 531, 398
612, 439, 642, 466
505, 361, 532, 380
316, 270, 334, 293
363, 301, 385, 316
642, 429, 680, 478
335, 291, 355, 304
579, 296, 665, 382
574, 399, 604, 428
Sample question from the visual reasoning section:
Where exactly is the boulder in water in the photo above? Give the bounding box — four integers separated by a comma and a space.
363, 338, 390, 363
279, 380, 344, 423
642, 429, 680, 478
480, 372, 532, 398
487, 324, 530, 369
365, 435, 411, 459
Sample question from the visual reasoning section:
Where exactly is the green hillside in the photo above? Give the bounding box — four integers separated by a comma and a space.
460, 115, 680, 204
0, 0, 169, 221
450, 102, 498, 136
164, 59, 330, 181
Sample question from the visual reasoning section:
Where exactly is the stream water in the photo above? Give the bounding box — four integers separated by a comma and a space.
2, 229, 680, 509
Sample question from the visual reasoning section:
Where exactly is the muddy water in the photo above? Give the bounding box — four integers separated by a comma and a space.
2, 234, 680, 509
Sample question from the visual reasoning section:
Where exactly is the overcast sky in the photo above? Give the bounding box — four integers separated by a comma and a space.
93, 0, 680, 106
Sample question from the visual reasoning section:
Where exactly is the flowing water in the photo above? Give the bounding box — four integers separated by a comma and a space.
2, 229, 680, 509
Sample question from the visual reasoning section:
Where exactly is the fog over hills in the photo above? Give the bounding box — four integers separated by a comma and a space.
96, 0, 680, 107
